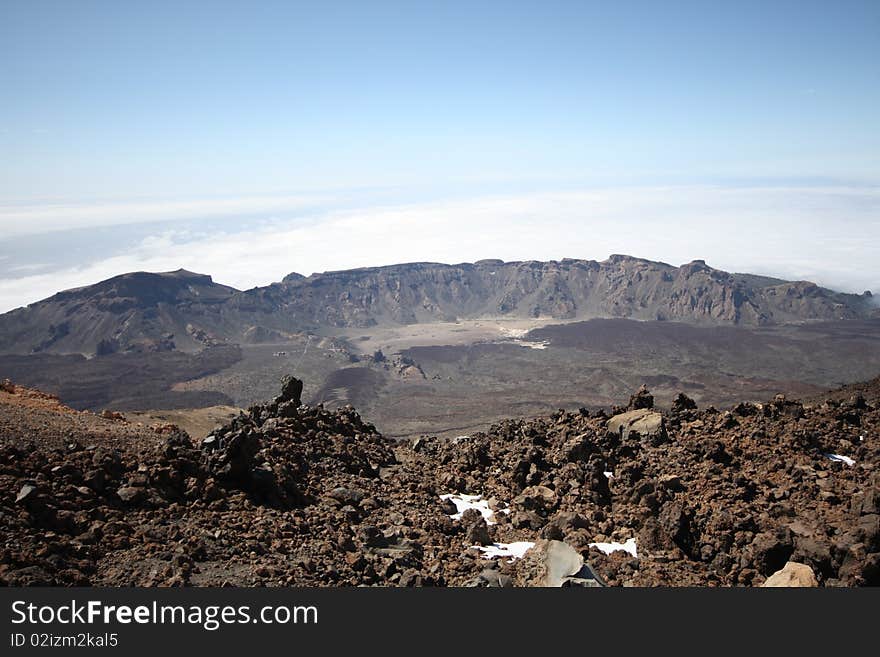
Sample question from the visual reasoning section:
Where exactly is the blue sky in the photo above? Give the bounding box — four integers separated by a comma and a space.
0, 1, 878, 310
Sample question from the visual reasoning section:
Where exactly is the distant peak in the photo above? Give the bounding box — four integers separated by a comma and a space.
168, 268, 208, 278
117, 269, 211, 281
679, 259, 713, 274
604, 254, 672, 267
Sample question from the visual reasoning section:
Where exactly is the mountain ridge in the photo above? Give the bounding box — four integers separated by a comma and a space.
0, 255, 875, 355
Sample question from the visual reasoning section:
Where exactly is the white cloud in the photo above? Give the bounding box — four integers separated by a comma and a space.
0, 185, 878, 313
0, 194, 329, 237
6, 263, 51, 273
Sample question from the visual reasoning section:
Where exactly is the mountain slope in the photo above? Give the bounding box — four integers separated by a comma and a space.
0, 269, 237, 355
0, 256, 875, 355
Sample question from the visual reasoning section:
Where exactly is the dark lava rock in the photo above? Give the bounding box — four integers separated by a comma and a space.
116, 486, 145, 504
671, 393, 698, 413
465, 517, 492, 546
277, 375, 303, 406
3, 372, 880, 587
513, 485, 558, 514
629, 385, 654, 410
750, 529, 795, 576
327, 487, 365, 507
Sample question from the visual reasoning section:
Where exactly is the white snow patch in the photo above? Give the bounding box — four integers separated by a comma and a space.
514, 340, 549, 350
440, 493, 508, 525
826, 453, 855, 466
475, 541, 535, 561
494, 326, 549, 350
589, 538, 638, 558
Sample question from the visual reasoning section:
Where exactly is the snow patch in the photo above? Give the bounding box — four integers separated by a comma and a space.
826, 453, 855, 466
475, 541, 535, 561
440, 493, 508, 525
494, 326, 549, 350
589, 538, 638, 558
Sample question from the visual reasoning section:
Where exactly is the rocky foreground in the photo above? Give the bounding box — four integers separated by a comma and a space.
1, 375, 878, 587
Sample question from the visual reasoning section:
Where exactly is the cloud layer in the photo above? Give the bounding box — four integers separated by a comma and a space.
0, 194, 328, 237
0, 185, 878, 313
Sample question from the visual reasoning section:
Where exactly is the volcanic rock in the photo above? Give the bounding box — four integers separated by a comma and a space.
762, 562, 818, 587
2, 372, 880, 587
115, 486, 144, 504
513, 485, 558, 513
749, 530, 795, 576
628, 385, 654, 410
514, 540, 604, 587
464, 515, 493, 546
15, 484, 37, 504
607, 408, 667, 443
277, 375, 303, 406
672, 392, 698, 412
468, 568, 514, 588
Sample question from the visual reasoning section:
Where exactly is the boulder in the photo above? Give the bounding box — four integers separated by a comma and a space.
326, 487, 365, 507
792, 535, 833, 577
542, 511, 589, 537
671, 393, 698, 413
277, 375, 303, 406
628, 385, 654, 410
750, 529, 794, 576
513, 485, 558, 513
762, 562, 818, 587
639, 501, 697, 557
658, 474, 685, 493
514, 539, 605, 587
465, 519, 492, 546
607, 408, 667, 443
116, 486, 145, 504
